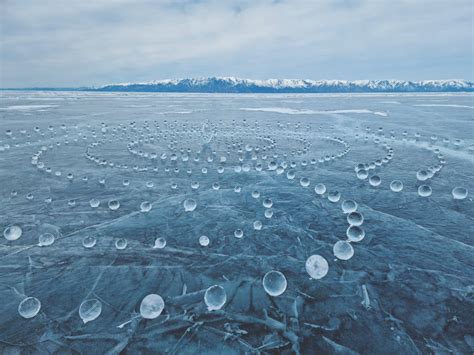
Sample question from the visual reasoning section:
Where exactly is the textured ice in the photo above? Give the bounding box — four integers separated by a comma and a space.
0, 91, 473, 354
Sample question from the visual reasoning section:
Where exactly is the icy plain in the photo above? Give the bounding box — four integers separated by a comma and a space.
0, 91, 473, 354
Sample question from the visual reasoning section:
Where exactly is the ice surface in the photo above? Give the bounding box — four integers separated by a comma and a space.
0, 91, 473, 353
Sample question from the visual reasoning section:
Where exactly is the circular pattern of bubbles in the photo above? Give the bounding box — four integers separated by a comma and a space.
140, 294, 165, 319
183, 198, 197, 212
390, 180, 404, 192
418, 185, 432, 198
18, 297, 41, 319
347, 211, 364, 226
4, 225, 22, 241
262, 270, 287, 297
452, 187, 468, 200
333, 241, 354, 260
346, 225, 365, 242
204, 285, 227, 311
305, 255, 329, 279
79, 299, 102, 324
341, 199, 358, 214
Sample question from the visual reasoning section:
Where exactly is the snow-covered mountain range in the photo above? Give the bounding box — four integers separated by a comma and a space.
94, 77, 473, 93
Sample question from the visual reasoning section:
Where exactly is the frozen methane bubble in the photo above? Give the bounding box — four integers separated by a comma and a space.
305, 255, 329, 279
82, 236, 97, 248
262, 271, 287, 297
262, 198, 273, 208
38, 233, 55, 247
89, 198, 100, 208
346, 225, 365, 242
253, 220, 263, 230
115, 238, 127, 250
18, 297, 41, 319
264, 209, 274, 219
153, 237, 167, 249
4, 225, 22, 241
390, 180, 404, 192
314, 183, 326, 195
416, 170, 430, 181
333, 241, 354, 260
300, 177, 310, 187
418, 185, 432, 197
140, 201, 152, 212
108, 199, 120, 210
183, 198, 197, 212
140, 294, 165, 319
341, 200, 357, 214
79, 299, 102, 324
199, 235, 210, 246
204, 285, 227, 311
369, 175, 381, 187
251, 190, 260, 198
356, 169, 369, 180
327, 191, 341, 203
452, 187, 468, 200
234, 229, 244, 239
347, 211, 364, 226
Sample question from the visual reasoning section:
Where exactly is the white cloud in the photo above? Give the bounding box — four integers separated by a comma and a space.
0, 0, 472, 87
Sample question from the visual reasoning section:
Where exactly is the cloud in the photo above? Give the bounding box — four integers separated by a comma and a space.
0, 0, 472, 87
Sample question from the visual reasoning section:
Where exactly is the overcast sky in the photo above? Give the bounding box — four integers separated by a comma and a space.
1, 0, 473, 87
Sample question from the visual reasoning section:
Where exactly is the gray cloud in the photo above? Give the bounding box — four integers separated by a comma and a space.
1, 0, 472, 87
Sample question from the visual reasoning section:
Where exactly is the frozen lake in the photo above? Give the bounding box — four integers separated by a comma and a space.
0, 91, 473, 354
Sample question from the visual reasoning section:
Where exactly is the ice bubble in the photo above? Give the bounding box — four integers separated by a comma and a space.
79, 299, 102, 324
333, 241, 354, 260
347, 211, 364, 226
263, 198, 273, 208
262, 270, 287, 296
305, 255, 329, 279
89, 198, 100, 208
82, 236, 97, 248
346, 225, 365, 242
38, 233, 55, 247
153, 237, 166, 249
369, 175, 381, 187
140, 294, 165, 319
234, 185, 241, 193
416, 170, 429, 181
115, 238, 127, 250
452, 187, 468, 200
18, 297, 41, 319
356, 169, 369, 180
183, 198, 197, 212
204, 285, 227, 311
390, 180, 403, 192
122, 179, 130, 186
212, 182, 220, 190
300, 177, 310, 187
418, 185, 432, 197
253, 220, 263, 230
140, 201, 152, 212
327, 191, 341, 203
108, 199, 120, 210
199, 235, 210, 247
251, 190, 260, 199
191, 181, 200, 190
314, 183, 326, 195
286, 170, 295, 180
264, 209, 274, 219
341, 200, 357, 214
4, 225, 22, 241
234, 229, 244, 239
